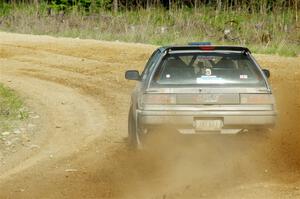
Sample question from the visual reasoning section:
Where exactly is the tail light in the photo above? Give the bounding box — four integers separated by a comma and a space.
240, 94, 274, 104
200, 46, 215, 51
141, 94, 176, 105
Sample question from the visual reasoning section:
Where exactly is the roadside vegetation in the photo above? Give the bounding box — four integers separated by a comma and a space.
0, 1, 299, 56
0, 83, 28, 134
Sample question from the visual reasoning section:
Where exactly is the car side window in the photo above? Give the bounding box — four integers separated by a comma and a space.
141, 50, 161, 80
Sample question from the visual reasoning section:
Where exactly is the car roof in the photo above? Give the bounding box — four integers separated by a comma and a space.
158, 45, 251, 54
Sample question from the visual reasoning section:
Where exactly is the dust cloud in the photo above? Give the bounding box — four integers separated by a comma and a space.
92, 56, 300, 199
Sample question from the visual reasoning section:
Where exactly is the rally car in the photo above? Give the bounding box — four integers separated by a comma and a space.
125, 44, 276, 148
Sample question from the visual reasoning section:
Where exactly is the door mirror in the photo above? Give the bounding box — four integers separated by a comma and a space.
262, 69, 270, 78
125, 70, 140, 81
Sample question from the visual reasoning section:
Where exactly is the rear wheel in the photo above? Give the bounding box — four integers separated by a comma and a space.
128, 107, 176, 149
128, 107, 141, 149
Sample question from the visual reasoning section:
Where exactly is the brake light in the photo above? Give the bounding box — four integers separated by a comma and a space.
240, 94, 274, 104
200, 46, 215, 51
142, 94, 176, 105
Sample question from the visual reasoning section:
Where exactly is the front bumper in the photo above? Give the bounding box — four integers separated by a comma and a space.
137, 109, 276, 129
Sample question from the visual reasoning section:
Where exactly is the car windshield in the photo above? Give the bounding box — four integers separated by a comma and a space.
151, 52, 266, 87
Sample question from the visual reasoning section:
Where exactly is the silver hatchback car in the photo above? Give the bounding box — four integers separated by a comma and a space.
125, 45, 276, 148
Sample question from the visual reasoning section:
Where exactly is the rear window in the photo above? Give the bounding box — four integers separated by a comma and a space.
151, 52, 266, 87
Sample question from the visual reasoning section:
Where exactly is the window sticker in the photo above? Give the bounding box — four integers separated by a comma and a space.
205, 68, 212, 76
240, 75, 248, 79
197, 76, 224, 84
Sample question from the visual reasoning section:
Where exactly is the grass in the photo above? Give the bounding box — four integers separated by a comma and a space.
0, 3, 299, 56
0, 83, 28, 133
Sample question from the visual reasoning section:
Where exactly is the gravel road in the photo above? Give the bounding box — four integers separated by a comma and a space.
0, 32, 300, 199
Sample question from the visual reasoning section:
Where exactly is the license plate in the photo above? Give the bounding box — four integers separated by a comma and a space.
193, 119, 223, 131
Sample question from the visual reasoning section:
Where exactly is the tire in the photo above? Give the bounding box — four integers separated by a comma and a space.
127, 107, 179, 150
128, 107, 139, 149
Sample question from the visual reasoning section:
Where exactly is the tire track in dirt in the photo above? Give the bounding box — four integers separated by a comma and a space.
0, 32, 300, 198
0, 75, 107, 178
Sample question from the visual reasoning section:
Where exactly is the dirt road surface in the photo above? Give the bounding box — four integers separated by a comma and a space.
0, 32, 300, 199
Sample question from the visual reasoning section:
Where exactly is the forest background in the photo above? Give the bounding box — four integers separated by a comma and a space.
0, 0, 299, 56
